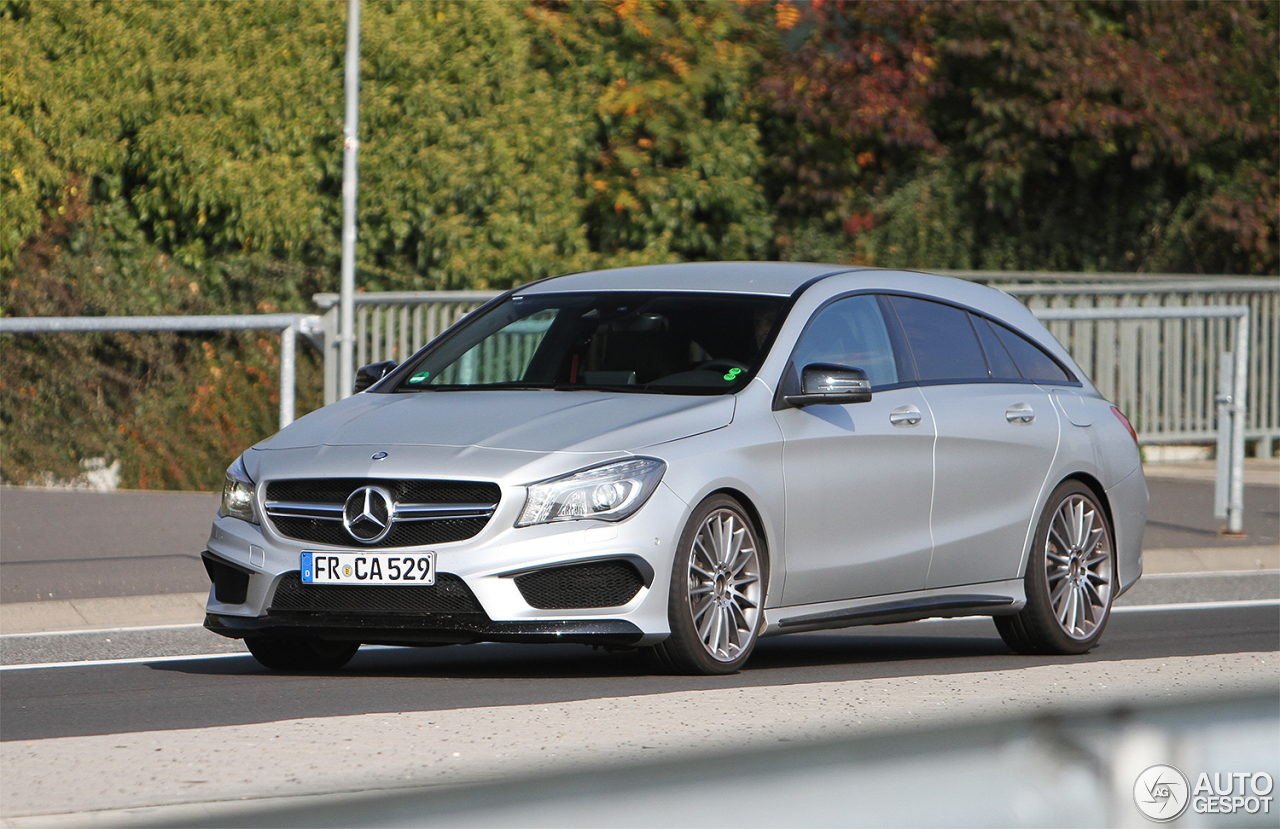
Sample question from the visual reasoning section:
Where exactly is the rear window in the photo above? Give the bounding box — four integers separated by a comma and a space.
989, 320, 1072, 383
972, 316, 1022, 381
887, 296, 990, 384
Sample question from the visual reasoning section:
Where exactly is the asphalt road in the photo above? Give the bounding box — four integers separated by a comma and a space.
2, 601, 1275, 743
1, 473, 1276, 603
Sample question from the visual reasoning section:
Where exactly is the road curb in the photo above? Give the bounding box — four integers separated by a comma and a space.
1142, 544, 1279, 574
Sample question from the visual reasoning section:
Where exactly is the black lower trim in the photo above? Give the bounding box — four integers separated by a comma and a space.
204, 612, 646, 648
778, 594, 1014, 630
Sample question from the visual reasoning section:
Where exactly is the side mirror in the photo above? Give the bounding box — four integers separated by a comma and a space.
784, 363, 872, 407
354, 360, 398, 394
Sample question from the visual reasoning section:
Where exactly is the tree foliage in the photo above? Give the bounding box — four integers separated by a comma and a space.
760, 0, 1278, 272
1, 0, 1275, 488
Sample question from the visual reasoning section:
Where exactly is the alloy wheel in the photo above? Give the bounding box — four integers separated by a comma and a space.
1044, 493, 1113, 640
686, 507, 763, 662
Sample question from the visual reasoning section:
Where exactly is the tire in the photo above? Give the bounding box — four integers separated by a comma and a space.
652, 495, 767, 675
245, 635, 360, 671
995, 480, 1116, 655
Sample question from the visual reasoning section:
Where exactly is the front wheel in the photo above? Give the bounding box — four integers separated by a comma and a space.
652, 495, 766, 675
995, 480, 1116, 655
245, 636, 360, 671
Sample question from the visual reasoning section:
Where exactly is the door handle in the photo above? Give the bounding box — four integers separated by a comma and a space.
1006, 403, 1035, 424
889, 405, 922, 426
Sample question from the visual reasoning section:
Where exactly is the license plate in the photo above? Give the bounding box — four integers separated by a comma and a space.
301, 552, 435, 586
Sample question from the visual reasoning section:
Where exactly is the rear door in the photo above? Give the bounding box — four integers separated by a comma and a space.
884, 296, 1063, 589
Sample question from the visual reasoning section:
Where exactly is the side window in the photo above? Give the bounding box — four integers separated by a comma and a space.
971, 315, 1022, 381
792, 295, 899, 388
990, 321, 1072, 383
887, 296, 989, 384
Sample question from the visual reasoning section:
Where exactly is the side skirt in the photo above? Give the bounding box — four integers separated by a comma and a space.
762, 579, 1026, 636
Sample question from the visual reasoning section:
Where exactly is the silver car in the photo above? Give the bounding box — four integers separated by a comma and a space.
204, 263, 1148, 675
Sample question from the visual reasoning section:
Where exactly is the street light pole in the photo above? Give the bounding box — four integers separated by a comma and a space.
338, 0, 361, 399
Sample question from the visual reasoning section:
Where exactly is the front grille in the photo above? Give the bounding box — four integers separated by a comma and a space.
268, 572, 483, 614
267, 479, 499, 505
203, 554, 250, 605
514, 561, 645, 609
264, 478, 500, 548
270, 516, 491, 548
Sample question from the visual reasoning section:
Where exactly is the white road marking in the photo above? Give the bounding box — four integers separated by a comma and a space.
0, 645, 405, 672
0, 622, 204, 639
0, 652, 254, 671
1112, 598, 1278, 613
2, 599, 1274, 671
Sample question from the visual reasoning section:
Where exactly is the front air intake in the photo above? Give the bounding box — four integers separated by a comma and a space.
514, 561, 646, 609
267, 572, 483, 615
203, 553, 251, 605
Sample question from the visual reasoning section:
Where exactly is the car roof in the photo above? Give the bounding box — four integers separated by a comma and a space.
516, 262, 862, 297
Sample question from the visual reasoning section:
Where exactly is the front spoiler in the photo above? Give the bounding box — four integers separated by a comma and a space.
204, 612, 646, 648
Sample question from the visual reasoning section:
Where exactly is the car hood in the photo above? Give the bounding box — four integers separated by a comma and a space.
256, 391, 735, 454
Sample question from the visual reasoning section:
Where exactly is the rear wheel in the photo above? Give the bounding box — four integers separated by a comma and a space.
245, 636, 360, 671
996, 480, 1115, 655
652, 495, 766, 675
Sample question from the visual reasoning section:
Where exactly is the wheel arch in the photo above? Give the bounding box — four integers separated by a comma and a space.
1060, 471, 1116, 539
703, 486, 776, 602
704, 487, 771, 563
1017, 471, 1116, 581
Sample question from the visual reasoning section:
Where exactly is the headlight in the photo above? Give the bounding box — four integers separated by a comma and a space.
220, 455, 257, 523
517, 458, 666, 527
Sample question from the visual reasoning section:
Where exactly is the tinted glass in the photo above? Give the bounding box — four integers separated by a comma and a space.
990, 322, 1071, 383
792, 295, 898, 388
972, 316, 1022, 381
888, 296, 989, 383
396, 292, 786, 394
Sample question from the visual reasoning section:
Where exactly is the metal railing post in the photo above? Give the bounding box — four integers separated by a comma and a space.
1214, 352, 1233, 521
320, 305, 340, 406
1227, 314, 1250, 535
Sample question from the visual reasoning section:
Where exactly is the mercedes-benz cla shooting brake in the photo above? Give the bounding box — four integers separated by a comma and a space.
204, 263, 1148, 674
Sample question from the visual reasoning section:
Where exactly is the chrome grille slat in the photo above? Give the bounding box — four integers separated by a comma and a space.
395, 503, 496, 519
263, 501, 495, 522
264, 502, 345, 520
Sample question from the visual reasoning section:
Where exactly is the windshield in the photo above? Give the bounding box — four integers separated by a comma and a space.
393, 292, 787, 395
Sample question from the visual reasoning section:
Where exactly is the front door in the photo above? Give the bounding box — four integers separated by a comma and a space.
774, 294, 935, 605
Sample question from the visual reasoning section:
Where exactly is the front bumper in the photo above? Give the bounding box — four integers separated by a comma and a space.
201, 484, 689, 646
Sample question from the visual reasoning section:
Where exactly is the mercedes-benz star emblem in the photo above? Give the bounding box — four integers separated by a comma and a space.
342, 486, 395, 543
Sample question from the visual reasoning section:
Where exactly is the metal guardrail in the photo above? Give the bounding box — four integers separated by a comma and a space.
1033, 306, 1250, 535
0, 314, 322, 430
313, 291, 499, 405
1001, 278, 1278, 453
312, 276, 1278, 457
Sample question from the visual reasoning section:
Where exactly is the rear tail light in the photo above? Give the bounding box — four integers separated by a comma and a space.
1111, 406, 1138, 445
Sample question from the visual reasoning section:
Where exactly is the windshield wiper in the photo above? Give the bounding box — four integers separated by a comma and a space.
400, 382, 556, 392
